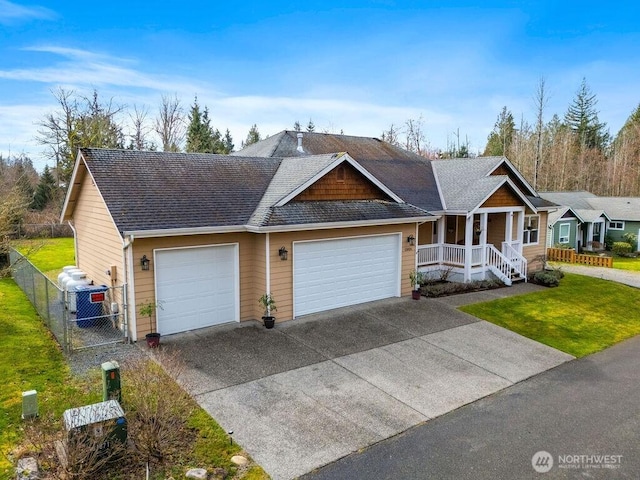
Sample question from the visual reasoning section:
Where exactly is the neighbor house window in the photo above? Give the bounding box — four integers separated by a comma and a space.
523, 215, 539, 245
558, 223, 570, 244
609, 221, 624, 230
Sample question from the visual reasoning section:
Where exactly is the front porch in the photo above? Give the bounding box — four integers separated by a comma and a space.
417, 211, 531, 285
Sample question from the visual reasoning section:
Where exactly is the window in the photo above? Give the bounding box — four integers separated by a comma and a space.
609, 221, 624, 230
523, 215, 539, 245
558, 223, 570, 244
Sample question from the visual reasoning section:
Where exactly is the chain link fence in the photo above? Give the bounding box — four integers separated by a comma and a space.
9, 249, 128, 352
10, 223, 73, 239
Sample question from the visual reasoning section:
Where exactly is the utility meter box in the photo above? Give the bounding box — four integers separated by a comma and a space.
101, 360, 121, 402
63, 400, 127, 455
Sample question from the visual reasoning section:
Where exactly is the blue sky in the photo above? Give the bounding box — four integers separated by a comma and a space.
1, 0, 639, 171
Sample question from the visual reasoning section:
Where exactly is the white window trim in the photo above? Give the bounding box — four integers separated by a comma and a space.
558, 223, 570, 244
523, 214, 540, 245
609, 221, 625, 230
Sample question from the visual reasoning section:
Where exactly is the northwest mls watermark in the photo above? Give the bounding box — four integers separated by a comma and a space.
532, 451, 623, 473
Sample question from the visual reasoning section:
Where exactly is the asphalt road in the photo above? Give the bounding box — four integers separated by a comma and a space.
301, 334, 640, 480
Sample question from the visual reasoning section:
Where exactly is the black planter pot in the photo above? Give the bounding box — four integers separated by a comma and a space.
262, 316, 276, 329
145, 332, 161, 347
412, 289, 421, 300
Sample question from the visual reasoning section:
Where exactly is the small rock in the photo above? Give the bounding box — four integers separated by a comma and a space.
185, 467, 208, 479
231, 455, 248, 466
16, 457, 39, 479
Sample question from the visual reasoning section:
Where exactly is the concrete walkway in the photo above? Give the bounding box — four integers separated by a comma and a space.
557, 264, 640, 288
161, 283, 572, 480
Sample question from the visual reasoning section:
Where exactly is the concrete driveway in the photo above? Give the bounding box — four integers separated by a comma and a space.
161, 284, 573, 480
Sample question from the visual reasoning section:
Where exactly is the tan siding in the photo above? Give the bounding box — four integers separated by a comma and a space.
418, 222, 436, 244
523, 211, 548, 269
72, 172, 124, 305
481, 185, 521, 208
269, 224, 417, 322
131, 232, 259, 339
293, 163, 389, 201
486, 213, 506, 247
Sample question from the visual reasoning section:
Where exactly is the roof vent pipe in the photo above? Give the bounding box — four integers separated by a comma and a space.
296, 132, 304, 153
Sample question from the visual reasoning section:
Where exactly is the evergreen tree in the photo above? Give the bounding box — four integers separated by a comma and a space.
31, 165, 58, 210
306, 119, 315, 132
564, 78, 609, 150
221, 129, 234, 154
293, 120, 302, 132
186, 97, 219, 153
243, 124, 261, 147
483, 106, 516, 156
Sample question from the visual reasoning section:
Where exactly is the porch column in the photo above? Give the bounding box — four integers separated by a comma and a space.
480, 213, 488, 280
464, 215, 474, 282
504, 211, 514, 254
437, 216, 446, 263
516, 211, 525, 252
587, 223, 594, 248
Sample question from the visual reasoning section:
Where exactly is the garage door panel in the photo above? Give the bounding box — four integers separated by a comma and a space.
294, 235, 400, 317
154, 245, 238, 335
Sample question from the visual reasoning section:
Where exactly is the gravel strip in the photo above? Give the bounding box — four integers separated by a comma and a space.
65, 341, 148, 377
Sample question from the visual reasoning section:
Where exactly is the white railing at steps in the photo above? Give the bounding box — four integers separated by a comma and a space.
417, 243, 524, 284
502, 242, 528, 280
486, 244, 512, 285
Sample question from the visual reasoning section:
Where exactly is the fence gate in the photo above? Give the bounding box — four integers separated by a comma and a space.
9, 249, 128, 352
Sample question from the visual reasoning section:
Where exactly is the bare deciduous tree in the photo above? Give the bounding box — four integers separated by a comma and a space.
154, 94, 185, 152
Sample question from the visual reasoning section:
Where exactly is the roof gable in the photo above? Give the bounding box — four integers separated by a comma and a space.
293, 162, 392, 202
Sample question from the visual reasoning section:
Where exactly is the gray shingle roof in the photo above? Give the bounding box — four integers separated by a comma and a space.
234, 130, 443, 211
265, 201, 430, 227
79, 148, 281, 233
73, 148, 432, 234
431, 157, 505, 211
538, 191, 597, 210
586, 197, 640, 221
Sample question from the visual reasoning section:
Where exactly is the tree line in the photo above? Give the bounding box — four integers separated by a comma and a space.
482, 77, 640, 196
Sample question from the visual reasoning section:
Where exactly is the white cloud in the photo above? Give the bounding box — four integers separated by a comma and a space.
0, 0, 56, 24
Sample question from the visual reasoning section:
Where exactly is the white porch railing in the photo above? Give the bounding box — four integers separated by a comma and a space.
417, 242, 527, 285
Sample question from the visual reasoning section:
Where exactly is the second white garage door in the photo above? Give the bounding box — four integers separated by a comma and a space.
293, 234, 401, 317
154, 244, 238, 335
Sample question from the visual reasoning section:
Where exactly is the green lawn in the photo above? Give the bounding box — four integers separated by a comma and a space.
3, 238, 267, 479
460, 273, 640, 357
14, 237, 75, 277
0, 278, 98, 478
612, 256, 640, 272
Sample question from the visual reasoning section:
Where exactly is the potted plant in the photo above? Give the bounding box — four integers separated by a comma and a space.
138, 300, 163, 347
409, 270, 421, 300
258, 293, 277, 329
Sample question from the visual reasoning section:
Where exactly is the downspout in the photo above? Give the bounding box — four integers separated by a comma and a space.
123, 234, 135, 342
265, 232, 271, 295
67, 221, 78, 266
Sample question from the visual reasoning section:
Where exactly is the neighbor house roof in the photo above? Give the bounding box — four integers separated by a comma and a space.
548, 206, 584, 226
234, 131, 443, 212
574, 209, 609, 223
61, 148, 433, 237
538, 191, 598, 210
586, 197, 640, 222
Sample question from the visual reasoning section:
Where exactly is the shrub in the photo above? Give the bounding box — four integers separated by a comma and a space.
533, 271, 560, 287
604, 233, 614, 251
612, 242, 632, 255
622, 233, 638, 251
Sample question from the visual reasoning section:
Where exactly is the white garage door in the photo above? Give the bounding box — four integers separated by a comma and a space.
294, 234, 400, 317
154, 244, 238, 335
